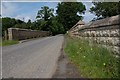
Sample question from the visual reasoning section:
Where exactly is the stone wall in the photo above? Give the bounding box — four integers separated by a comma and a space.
68, 15, 120, 55
8, 28, 50, 40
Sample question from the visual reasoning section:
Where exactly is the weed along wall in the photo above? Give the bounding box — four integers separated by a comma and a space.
68, 15, 120, 55
8, 28, 50, 40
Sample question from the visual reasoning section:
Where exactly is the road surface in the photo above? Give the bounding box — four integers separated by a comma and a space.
2, 35, 64, 78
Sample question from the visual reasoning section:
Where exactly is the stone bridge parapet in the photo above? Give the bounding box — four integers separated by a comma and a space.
69, 15, 120, 55
8, 28, 50, 40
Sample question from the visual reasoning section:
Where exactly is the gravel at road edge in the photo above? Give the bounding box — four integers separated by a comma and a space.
52, 36, 81, 78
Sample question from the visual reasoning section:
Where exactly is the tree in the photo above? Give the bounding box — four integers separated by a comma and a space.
30, 21, 40, 30
56, 2, 86, 31
2, 17, 17, 37
49, 16, 65, 35
36, 6, 54, 31
36, 6, 54, 21
13, 23, 27, 29
2, 17, 25, 37
2, 17, 16, 31
27, 19, 32, 29
16, 19, 24, 24
90, 2, 119, 19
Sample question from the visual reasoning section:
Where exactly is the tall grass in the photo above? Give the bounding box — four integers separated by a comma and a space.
64, 36, 119, 78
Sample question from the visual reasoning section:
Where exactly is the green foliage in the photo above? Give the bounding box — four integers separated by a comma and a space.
2, 2, 87, 36
37, 20, 49, 31
2, 17, 16, 31
30, 21, 41, 30
36, 5, 65, 35
64, 36, 119, 78
13, 23, 26, 28
35, 3, 86, 34
36, 6, 54, 21
90, 2, 119, 19
26, 19, 32, 29
2, 17, 24, 36
57, 2, 86, 31
36, 6, 54, 31
2, 17, 40, 36
49, 16, 65, 35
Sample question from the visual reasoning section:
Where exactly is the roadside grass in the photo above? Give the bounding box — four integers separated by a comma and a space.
1, 40, 19, 46
64, 35, 119, 78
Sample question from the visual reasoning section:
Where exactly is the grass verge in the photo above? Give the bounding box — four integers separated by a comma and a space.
64, 35, 119, 78
1, 40, 19, 46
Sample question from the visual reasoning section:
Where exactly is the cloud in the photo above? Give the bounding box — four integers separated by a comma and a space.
2, 1, 95, 23
78, 0, 92, 2
2, 2, 18, 17
15, 12, 36, 22
2, 2, 38, 22
82, 2, 96, 23
82, 12, 96, 23
15, 15, 30, 22
2, 2, 58, 22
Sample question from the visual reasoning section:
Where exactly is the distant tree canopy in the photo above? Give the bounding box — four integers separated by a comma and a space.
26, 19, 32, 29
2, 17, 33, 36
36, 6, 65, 35
36, 6, 54, 21
2, 17, 16, 31
49, 16, 65, 35
2, 2, 86, 36
36, 6, 54, 31
3, 2, 119, 37
90, 2, 119, 19
2, 17, 26, 30
56, 2, 86, 31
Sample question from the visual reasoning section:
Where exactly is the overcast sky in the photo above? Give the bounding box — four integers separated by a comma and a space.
1, 0, 97, 23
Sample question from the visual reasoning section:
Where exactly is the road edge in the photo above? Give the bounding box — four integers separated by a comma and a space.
52, 35, 81, 78
49, 35, 65, 78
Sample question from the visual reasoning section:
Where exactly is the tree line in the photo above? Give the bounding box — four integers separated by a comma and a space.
2, 2, 119, 37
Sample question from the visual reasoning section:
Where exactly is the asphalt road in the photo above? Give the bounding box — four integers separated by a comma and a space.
2, 35, 64, 78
